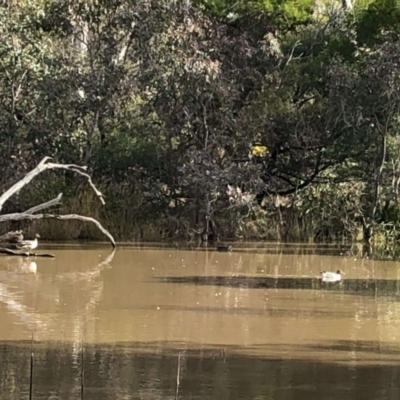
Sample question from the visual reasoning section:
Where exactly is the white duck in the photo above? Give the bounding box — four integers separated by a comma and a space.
320, 269, 344, 283
17, 233, 40, 254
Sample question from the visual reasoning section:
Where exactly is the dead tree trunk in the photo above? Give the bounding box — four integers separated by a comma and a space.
364, 117, 388, 245
0, 157, 115, 247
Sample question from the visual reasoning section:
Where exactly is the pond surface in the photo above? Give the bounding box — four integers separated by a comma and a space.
1, 243, 400, 399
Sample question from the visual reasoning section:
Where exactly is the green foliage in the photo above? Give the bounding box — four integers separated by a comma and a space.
356, 0, 400, 45
92, 133, 161, 182
297, 176, 365, 241
197, 0, 315, 27
2, 0, 400, 244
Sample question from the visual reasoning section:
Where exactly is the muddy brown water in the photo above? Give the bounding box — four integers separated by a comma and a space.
1, 243, 400, 399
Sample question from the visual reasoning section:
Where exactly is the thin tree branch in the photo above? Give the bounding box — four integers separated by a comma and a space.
0, 157, 51, 212
24, 193, 63, 214
42, 162, 105, 205
0, 157, 105, 213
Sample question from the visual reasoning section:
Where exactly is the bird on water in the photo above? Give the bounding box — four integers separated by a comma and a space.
320, 269, 344, 283
2, 232, 41, 255
18, 233, 41, 254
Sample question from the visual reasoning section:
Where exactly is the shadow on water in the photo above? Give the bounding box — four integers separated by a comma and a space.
1, 341, 400, 400
159, 275, 400, 299
123, 241, 400, 263
39, 240, 400, 262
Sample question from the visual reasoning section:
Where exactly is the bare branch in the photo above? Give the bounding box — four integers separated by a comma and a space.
0, 157, 114, 246
24, 193, 63, 214
0, 157, 105, 213
48, 163, 105, 205
0, 213, 116, 247
283, 40, 301, 70
0, 157, 49, 211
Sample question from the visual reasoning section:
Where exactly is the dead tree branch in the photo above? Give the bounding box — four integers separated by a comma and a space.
0, 157, 105, 212
0, 157, 115, 246
24, 193, 63, 214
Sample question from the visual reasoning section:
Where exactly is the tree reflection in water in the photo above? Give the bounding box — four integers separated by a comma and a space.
1, 342, 400, 400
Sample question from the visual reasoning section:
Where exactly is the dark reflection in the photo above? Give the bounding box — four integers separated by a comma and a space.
160, 276, 400, 298
43, 237, 400, 264
114, 241, 400, 262
303, 340, 400, 355
1, 341, 400, 400
44, 241, 400, 262
129, 243, 351, 257
134, 304, 360, 318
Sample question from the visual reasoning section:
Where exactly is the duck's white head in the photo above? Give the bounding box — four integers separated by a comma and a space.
34, 233, 41, 239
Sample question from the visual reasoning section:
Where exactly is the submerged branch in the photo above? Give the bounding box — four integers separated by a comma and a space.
0, 248, 55, 258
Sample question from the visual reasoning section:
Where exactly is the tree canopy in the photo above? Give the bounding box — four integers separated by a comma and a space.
0, 0, 399, 244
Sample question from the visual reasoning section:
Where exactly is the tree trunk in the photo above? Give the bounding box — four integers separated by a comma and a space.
364, 130, 386, 244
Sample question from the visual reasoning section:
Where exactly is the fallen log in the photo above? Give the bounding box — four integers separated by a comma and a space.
0, 248, 55, 258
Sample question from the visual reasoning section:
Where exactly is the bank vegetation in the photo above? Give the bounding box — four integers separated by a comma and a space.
1, 0, 400, 245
